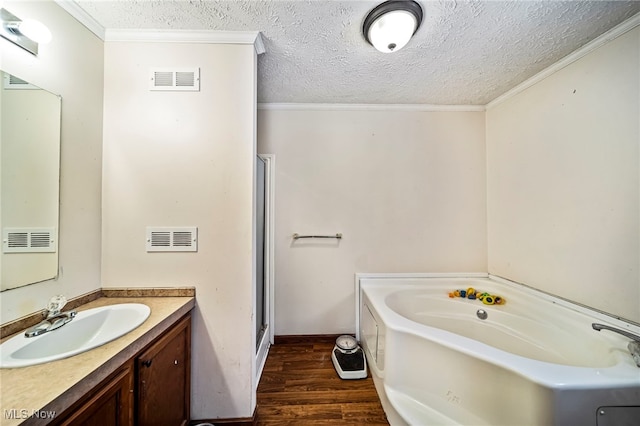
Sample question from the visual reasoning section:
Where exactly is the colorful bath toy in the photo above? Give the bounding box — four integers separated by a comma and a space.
482, 295, 495, 305
447, 288, 505, 304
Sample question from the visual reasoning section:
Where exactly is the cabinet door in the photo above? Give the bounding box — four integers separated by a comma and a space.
56, 362, 134, 426
137, 315, 191, 426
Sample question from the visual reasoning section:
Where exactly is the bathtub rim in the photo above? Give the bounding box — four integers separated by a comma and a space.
355, 272, 640, 343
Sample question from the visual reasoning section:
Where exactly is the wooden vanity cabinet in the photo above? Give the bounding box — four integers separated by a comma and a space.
55, 362, 134, 426
137, 315, 191, 426
51, 313, 191, 426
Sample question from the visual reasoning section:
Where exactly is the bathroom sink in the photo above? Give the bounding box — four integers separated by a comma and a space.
0, 303, 150, 368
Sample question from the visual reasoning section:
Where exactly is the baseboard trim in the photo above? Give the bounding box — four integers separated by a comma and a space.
190, 408, 257, 426
274, 334, 346, 344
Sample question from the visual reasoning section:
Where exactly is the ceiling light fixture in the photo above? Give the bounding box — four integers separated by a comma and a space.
0, 8, 52, 56
363, 0, 423, 53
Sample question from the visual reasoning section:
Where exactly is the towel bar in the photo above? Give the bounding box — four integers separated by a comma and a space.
292, 233, 342, 240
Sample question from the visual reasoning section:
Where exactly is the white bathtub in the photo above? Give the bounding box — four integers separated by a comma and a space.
356, 273, 640, 426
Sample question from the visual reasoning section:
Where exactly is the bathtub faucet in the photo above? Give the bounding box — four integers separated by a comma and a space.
592, 323, 640, 342
592, 323, 640, 367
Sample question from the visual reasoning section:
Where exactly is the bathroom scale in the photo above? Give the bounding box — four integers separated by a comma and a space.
331, 335, 367, 380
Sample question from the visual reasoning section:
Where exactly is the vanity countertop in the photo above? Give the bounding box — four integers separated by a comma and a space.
0, 295, 195, 425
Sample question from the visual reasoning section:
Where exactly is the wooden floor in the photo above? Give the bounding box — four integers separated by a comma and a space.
256, 337, 389, 425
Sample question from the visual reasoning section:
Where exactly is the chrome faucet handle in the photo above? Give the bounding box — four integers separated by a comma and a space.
46, 295, 67, 317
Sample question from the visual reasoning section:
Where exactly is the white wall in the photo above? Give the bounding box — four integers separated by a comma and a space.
101, 41, 257, 420
0, 0, 103, 323
258, 108, 487, 335
487, 26, 640, 323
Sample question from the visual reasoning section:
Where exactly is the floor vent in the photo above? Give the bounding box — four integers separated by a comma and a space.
146, 227, 198, 252
149, 68, 200, 91
2, 228, 57, 253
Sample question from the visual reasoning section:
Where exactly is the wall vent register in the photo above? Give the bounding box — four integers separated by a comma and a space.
149, 68, 200, 91
2, 228, 57, 253
146, 227, 198, 252
3, 72, 39, 89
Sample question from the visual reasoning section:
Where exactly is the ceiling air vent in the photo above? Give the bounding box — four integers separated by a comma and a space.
146, 227, 198, 252
149, 68, 200, 91
2, 228, 57, 253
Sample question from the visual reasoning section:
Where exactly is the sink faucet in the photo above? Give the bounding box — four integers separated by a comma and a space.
592, 323, 640, 367
24, 295, 77, 338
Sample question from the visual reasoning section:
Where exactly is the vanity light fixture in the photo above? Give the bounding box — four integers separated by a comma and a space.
363, 0, 423, 53
0, 8, 52, 56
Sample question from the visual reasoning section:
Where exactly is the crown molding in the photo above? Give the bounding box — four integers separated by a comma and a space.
53, 1, 265, 54
54, 0, 105, 40
258, 103, 485, 112
104, 29, 266, 54
487, 11, 640, 109
253, 32, 266, 55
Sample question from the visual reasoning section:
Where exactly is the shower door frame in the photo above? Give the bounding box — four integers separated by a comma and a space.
254, 154, 274, 386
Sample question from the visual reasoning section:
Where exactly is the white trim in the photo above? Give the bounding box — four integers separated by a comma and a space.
255, 329, 270, 387
104, 29, 266, 54
253, 32, 266, 55
54, 0, 106, 40
487, 11, 640, 109
356, 272, 488, 281
259, 102, 485, 112
259, 154, 276, 344
52, 2, 267, 54
254, 154, 275, 400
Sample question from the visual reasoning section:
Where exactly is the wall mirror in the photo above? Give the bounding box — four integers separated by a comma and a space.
0, 70, 61, 291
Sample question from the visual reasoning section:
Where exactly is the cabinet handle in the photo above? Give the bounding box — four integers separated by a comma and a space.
142, 359, 152, 367
174, 360, 178, 365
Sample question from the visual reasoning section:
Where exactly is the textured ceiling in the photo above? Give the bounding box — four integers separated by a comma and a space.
74, 0, 640, 105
